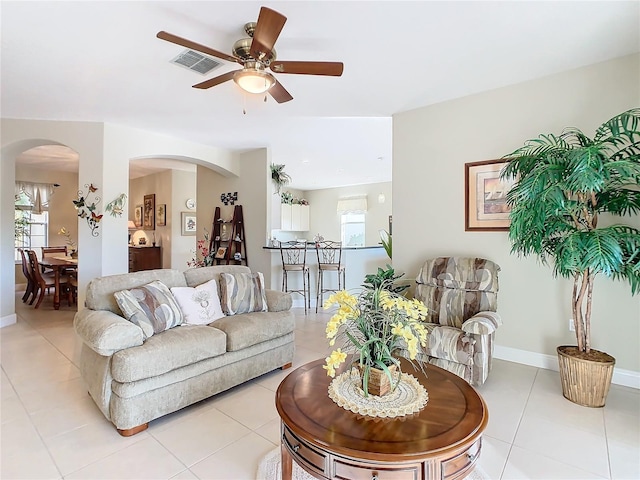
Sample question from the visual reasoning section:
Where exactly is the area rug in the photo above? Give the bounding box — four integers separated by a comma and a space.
256, 447, 490, 480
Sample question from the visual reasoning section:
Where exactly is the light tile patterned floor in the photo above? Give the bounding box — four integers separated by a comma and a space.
1, 294, 638, 479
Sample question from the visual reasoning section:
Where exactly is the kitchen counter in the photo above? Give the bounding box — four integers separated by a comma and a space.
263, 245, 384, 250
263, 244, 389, 310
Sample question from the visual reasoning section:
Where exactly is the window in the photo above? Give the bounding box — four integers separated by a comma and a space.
341, 213, 365, 247
15, 192, 49, 261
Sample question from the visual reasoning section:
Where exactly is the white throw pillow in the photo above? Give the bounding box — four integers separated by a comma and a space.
170, 279, 225, 325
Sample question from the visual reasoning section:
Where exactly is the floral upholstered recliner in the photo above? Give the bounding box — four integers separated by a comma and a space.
414, 257, 502, 386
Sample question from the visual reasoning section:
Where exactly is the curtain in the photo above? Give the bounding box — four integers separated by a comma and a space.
15, 181, 56, 214
336, 195, 368, 213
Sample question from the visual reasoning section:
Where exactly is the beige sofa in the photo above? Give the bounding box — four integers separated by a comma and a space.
73, 265, 294, 436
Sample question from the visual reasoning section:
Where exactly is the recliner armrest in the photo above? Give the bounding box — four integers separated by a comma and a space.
461, 311, 502, 335
265, 289, 292, 312
74, 309, 144, 356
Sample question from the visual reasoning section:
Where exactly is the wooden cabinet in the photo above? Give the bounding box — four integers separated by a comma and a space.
128, 246, 162, 272
281, 204, 309, 231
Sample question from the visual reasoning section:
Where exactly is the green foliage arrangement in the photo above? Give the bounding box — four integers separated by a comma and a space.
501, 109, 640, 355
379, 229, 392, 259
270, 163, 291, 194
363, 264, 409, 295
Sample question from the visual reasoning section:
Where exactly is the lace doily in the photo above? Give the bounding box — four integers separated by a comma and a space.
328, 368, 428, 418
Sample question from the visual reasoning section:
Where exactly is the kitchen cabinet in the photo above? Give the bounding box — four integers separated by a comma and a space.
281, 204, 309, 231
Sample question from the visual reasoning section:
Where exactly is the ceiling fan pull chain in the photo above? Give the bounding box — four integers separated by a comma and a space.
242, 91, 247, 115
264, 94, 267, 103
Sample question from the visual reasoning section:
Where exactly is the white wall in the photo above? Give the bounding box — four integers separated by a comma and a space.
393, 54, 640, 372
1, 119, 236, 323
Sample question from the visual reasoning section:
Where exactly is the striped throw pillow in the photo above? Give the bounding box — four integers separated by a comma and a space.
219, 272, 268, 315
114, 280, 183, 340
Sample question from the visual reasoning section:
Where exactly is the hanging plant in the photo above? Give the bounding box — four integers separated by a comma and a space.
270, 163, 291, 194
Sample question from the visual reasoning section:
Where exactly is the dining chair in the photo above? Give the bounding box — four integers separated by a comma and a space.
280, 240, 311, 314
19, 248, 37, 304
27, 249, 67, 309
315, 240, 345, 313
41, 246, 68, 272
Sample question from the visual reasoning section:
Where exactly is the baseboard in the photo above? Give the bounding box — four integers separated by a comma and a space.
494, 345, 640, 389
0, 314, 17, 328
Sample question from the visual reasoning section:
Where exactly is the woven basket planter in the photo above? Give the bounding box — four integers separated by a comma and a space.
557, 346, 615, 408
357, 363, 398, 396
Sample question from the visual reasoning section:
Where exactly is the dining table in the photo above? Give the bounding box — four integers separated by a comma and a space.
39, 255, 78, 310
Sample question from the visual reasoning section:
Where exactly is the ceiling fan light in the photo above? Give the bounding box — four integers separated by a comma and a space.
234, 70, 275, 94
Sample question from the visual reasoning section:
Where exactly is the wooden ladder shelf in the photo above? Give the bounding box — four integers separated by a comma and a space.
209, 205, 248, 266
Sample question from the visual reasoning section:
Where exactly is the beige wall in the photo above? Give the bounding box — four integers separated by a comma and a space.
196, 148, 271, 286
305, 182, 392, 247
129, 169, 196, 270
393, 54, 640, 372
171, 170, 197, 271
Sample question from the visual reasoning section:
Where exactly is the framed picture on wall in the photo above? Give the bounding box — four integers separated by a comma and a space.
181, 211, 197, 236
134, 205, 143, 227
465, 159, 514, 231
156, 204, 166, 227
143, 194, 155, 230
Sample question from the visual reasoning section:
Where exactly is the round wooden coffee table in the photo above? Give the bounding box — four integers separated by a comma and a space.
276, 358, 487, 480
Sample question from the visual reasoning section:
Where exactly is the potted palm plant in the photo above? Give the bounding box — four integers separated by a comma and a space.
501, 108, 640, 407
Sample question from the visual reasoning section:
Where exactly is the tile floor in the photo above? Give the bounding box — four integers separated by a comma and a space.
1, 294, 639, 479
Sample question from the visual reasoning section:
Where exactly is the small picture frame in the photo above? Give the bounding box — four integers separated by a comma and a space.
134, 205, 143, 227
215, 247, 227, 259
465, 159, 514, 231
181, 211, 197, 236
143, 194, 155, 230
156, 204, 166, 227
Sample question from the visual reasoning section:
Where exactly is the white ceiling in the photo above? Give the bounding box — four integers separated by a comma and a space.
3, 1, 639, 190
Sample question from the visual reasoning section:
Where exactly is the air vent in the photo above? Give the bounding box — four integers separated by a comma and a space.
171, 50, 222, 75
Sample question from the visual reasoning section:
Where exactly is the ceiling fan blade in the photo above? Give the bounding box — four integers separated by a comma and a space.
157, 31, 241, 64
269, 80, 293, 104
192, 70, 238, 89
270, 61, 344, 76
250, 7, 287, 61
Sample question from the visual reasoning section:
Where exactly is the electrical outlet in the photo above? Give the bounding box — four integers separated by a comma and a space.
568, 318, 575, 332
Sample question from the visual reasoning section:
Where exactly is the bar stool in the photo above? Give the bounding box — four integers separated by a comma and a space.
280, 240, 311, 314
315, 240, 345, 313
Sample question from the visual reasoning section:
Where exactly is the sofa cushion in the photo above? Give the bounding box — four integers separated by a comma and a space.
212, 311, 295, 351
219, 272, 268, 315
111, 325, 227, 383
86, 269, 187, 314
171, 279, 224, 325
184, 265, 252, 288
114, 281, 183, 340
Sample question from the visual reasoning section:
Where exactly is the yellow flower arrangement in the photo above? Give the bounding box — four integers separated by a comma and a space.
323, 280, 429, 395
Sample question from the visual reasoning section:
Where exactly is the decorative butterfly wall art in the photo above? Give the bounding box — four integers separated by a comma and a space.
74, 183, 102, 236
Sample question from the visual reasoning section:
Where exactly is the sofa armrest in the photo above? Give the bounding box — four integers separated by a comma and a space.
73, 309, 144, 356
265, 289, 292, 312
461, 311, 502, 335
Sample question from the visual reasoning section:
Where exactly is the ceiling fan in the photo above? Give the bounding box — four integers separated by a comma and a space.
157, 6, 344, 104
